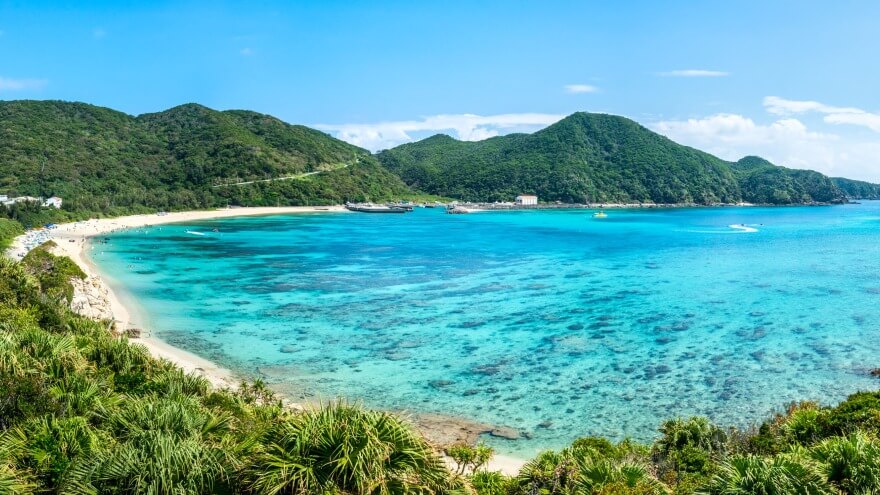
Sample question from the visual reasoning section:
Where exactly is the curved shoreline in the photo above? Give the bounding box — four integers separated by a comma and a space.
4, 206, 527, 474
7, 207, 351, 387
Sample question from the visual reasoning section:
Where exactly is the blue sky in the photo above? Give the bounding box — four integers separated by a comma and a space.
2, 1, 880, 180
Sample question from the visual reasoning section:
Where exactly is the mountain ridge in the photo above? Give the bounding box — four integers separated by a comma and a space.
0, 100, 410, 214
3, 101, 879, 217
377, 112, 879, 205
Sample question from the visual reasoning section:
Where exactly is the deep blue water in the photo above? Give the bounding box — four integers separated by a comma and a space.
91, 203, 880, 457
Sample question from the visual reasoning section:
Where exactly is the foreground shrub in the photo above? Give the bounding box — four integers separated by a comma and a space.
244, 401, 453, 494
810, 432, 880, 494
701, 455, 834, 495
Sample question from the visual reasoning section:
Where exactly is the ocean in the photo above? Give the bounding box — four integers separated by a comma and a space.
90, 203, 880, 457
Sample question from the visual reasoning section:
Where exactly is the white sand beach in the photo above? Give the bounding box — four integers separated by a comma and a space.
5, 206, 347, 389
4, 205, 527, 474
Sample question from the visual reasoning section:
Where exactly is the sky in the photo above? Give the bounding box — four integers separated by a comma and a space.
2, 0, 880, 181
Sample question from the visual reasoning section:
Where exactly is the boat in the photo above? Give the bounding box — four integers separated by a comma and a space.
387, 203, 414, 211
592, 211, 608, 218
345, 202, 408, 213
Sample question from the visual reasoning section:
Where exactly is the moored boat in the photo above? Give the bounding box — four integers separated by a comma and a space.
345, 202, 408, 213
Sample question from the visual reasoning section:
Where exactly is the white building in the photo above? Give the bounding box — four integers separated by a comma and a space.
515, 194, 538, 206
44, 196, 63, 209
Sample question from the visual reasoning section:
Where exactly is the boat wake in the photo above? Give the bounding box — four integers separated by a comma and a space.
728, 224, 759, 233
185, 230, 207, 236
687, 224, 760, 234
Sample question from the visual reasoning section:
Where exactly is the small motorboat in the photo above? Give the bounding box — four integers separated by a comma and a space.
592, 211, 608, 218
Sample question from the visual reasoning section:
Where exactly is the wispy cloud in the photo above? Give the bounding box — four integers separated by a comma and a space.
564, 84, 599, 94
658, 69, 729, 77
239, 47, 253, 56
764, 96, 880, 133
317, 113, 566, 151
0, 76, 48, 91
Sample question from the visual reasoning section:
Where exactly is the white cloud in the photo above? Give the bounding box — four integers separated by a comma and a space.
239, 47, 253, 56
659, 69, 729, 77
316, 112, 566, 151
0, 76, 48, 91
564, 84, 599, 94
824, 112, 880, 133
651, 112, 880, 182
764, 96, 880, 133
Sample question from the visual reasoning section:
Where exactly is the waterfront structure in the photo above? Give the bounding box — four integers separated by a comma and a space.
515, 194, 538, 206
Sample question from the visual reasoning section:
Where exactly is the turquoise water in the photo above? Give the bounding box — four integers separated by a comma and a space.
91, 204, 880, 457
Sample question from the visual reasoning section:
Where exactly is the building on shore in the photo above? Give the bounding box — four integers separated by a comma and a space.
515, 194, 538, 206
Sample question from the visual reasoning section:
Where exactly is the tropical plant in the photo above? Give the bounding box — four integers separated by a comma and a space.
448, 442, 494, 474
575, 456, 670, 495
64, 396, 242, 494
809, 432, 880, 494
469, 470, 513, 495
700, 454, 834, 495
244, 401, 453, 495
0, 463, 34, 495
514, 449, 578, 495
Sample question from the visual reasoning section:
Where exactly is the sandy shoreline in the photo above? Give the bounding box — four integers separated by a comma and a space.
4, 205, 527, 474
7, 207, 347, 389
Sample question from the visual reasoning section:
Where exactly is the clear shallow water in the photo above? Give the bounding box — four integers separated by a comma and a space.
92, 204, 880, 457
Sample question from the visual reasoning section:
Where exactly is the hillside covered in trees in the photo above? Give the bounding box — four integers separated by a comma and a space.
0, 100, 410, 215
3, 102, 879, 224
832, 177, 880, 200
377, 112, 877, 205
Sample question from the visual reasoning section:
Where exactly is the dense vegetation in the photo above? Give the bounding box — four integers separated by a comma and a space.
4, 101, 878, 228
0, 219, 24, 251
731, 156, 842, 205
3, 246, 880, 493
832, 177, 880, 200
0, 100, 411, 216
377, 113, 866, 205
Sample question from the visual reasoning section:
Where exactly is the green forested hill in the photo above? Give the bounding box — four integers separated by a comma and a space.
731, 156, 842, 204
1, 102, 866, 215
377, 112, 850, 205
0, 100, 409, 214
832, 177, 880, 199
